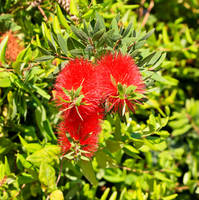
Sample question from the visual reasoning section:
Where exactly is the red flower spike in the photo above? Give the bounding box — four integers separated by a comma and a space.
54, 58, 101, 121
57, 121, 71, 155
96, 52, 145, 114
57, 112, 103, 157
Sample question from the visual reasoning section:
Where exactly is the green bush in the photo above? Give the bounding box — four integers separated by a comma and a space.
0, 0, 199, 199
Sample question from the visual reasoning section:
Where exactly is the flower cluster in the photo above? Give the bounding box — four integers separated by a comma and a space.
0, 31, 23, 64
54, 52, 145, 159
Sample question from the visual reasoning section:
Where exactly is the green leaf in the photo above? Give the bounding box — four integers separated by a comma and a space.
185, 26, 193, 44
70, 49, 84, 57
18, 173, 36, 185
34, 55, 55, 62
27, 145, 60, 166
134, 40, 145, 49
154, 171, 172, 182
183, 171, 191, 185
71, 25, 88, 42
109, 191, 117, 200
119, 188, 127, 200
57, 34, 68, 55
53, 16, 61, 34
31, 84, 51, 100
94, 13, 105, 32
151, 73, 174, 85
148, 51, 162, 65
67, 37, 85, 50
0, 70, 11, 87
70, 0, 79, 16
42, 22, 51, 42
93, 29, 105, 41
65, 184, 80, 199
162, 26, 170, 45
139, 52, 156, 67
7, 91, 17, 119
56, 4, 70, 30
123, 144, 139, 155
123, 22, 132, 38
0, 164, 4, 180
148, 114, 156, 130
4, 156, 10, 175
48, 35, 57, 52
50, 190, 64, 200
16, 154, 32, 169
150, 52, 166, 70
126, 85, 136, 95
39, 162, 57, 192
16, 45, 31, 62
104, 168, 125, 183
163, 194, 178, 200
37, 46, 52, 55
0, 138, 13, 155
100, 188, 110, 200
0, 35, 8, 64
172, 124, 192, 136
117, 83, 124, 96
75, 95, 84, 106
141, 29, 155, 40
96, 150, 116, 168
106, 140, 121, 153
35, 105, 50, 141
111, 18, 119, 35
78, 160, 98, 186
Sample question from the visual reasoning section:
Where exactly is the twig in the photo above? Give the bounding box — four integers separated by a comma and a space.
56, 55, 73, 60
113, 39, 121, 51
141, 0, 154, 27
12, 184, 26, 200
175, 185, 189, 192
127, 41, 136, 51
0, 69, 14, 72
37, 5, 48, 22
139, 0, 146, 20
0, 176, 7, 187
56, 158, 64, 186
88, 0, 94, 9
186, 113, 199, 135
119, 166, 166, 174
46, 158, 64, 200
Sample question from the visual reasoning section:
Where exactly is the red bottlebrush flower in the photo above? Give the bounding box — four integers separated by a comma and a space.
54, 58, 101, 121
96, 52, 145, 115
57, 112, 102, 157
57, 121, 71, 154
0, 31, 24, 64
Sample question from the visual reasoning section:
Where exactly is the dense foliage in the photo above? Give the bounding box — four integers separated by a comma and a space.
0, 0, 199, 199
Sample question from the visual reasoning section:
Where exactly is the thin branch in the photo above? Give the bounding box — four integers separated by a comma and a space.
46, 195, 50, 200
119, 166, 166, 174
113, 39, 121, 51
46, 158, 64, 200
141, 0, 154, 28
186, 113, 199, 135
127, 41, 136, 51
88, 0, 94, 9
175, 185, 189, 192
37, 5, 48, 22
0, 176, 7, 187
12, 184, 26, 200
56, 158, 64, 186
139, 0, 146, 20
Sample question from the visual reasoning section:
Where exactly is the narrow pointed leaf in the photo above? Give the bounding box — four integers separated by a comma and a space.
0, 35, 8, 64
78, 160, 98, 186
